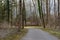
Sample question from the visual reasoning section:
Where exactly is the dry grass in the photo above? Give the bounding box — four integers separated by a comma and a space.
40, 28, 60, 39
0, 29, 28, 40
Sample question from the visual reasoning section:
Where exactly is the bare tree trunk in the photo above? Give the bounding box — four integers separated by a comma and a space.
18, 0, 22, 31
46, 0, 49, 26
58, 0, 60, 29
48, 0, 51, 28
54, 0, 56, 29
7, 0, 10, 23
58, 0, 59, 16
41, 0, 45, 28
46, 0, 50, 28
37, 0, 41, 18
32, 0, 39, 26
22, 0, 26, 29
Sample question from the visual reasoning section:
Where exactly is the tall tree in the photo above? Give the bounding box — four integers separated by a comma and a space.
37, 0, 42, 26
41, 0, 45, 28
54, 0, 57, 29
18, 0, 22, 31
58, 0, 59, 16
46, 0, 49, 26
22, 0, 26, 29
37, 0, 42, 18
37, 0, 45, 28
6, 0, 10, 23
58, 0, 60, 28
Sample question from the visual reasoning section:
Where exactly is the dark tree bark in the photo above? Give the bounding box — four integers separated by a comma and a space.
18, 0, 22, 31
22, 0, 26, 29
46, 0, 49, 25
7, 0, 10, 23
58, 0, 60, 16
37, 0, 45, 28
58, 0, 60, 29
54, 0, 56, 29
37, 0, 42, 18
41, 0, 45, 28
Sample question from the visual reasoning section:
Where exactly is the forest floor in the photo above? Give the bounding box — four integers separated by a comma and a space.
21, 26, 59, 40
0, 26, 60, 40
0, 29, 17, 38
0, 28, 28, 40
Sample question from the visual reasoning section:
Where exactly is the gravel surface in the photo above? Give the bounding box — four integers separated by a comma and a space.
21, 28, 59, 40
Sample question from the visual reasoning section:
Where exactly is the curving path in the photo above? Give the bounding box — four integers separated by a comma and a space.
21, 28, 59, 40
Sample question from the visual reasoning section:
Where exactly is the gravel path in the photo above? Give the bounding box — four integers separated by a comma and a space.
21, 28, 59, 40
